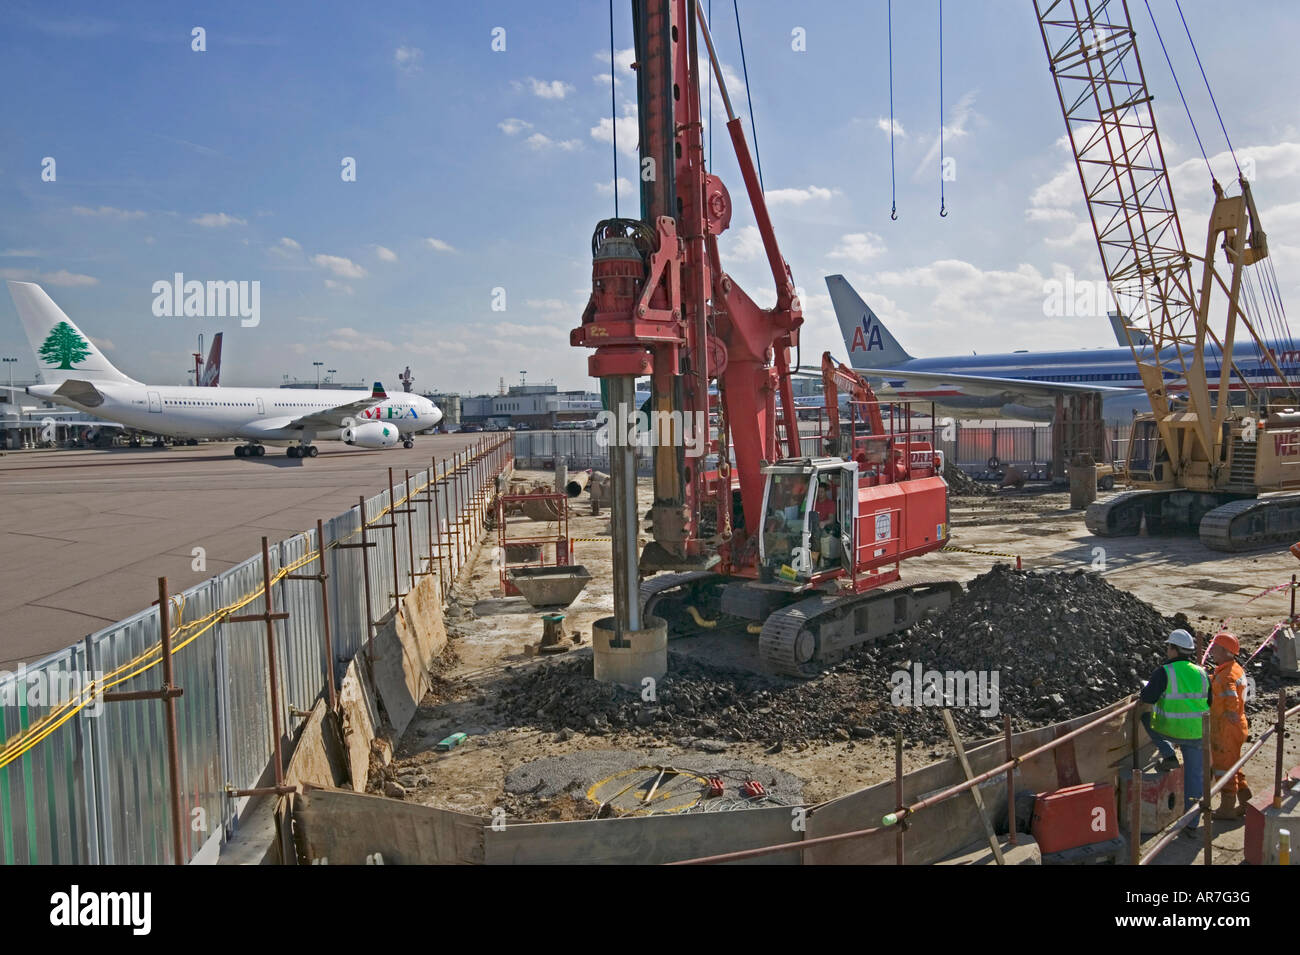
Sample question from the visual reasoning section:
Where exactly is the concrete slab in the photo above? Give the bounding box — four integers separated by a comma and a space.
939, 834, 1041, 865
0, 436, 481, 668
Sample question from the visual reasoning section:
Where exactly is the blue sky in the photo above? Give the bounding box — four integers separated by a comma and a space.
1, 0, 1298, 393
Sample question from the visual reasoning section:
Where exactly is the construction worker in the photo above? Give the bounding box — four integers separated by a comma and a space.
1138, 628, 1211, 836
1207, 631, 1252, 819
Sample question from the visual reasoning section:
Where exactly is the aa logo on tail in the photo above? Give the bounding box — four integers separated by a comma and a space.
849, 313, 884, 353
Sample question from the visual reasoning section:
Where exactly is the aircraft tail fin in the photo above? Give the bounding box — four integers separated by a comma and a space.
825, 274, 914, 368
199, 332, 222, 386
1108, 311, 1149, 347
7, 281, 139, 385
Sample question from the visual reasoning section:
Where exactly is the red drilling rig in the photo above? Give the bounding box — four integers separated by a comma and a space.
572, 0, 957, 680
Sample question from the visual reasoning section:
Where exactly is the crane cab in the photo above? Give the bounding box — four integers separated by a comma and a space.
758, 458, 859, 586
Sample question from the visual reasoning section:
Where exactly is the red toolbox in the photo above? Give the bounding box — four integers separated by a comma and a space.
1031, 782, 1118, 854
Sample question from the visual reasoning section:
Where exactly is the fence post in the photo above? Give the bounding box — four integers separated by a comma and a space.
284, 520, 337, 711
102, 577, 187, 864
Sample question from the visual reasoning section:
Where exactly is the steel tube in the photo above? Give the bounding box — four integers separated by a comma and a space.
158, 577, 186, 865
607, 376, 641, 633
259, 537, 286, 791
316, 519, 337, 712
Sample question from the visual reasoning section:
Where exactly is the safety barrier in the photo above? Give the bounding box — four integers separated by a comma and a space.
0, 437, 512, 865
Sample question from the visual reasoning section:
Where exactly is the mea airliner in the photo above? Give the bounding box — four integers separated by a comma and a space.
6, 281, 441, 458
827, 275, 1300, 424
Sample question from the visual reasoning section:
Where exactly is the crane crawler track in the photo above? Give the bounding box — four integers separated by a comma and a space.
1085, 490, 1162, 537
1199, 495, 1300, 552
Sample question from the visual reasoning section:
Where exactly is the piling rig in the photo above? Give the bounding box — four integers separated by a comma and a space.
572, 0, 957, 679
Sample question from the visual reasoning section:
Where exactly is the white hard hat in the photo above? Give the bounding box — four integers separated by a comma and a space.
1166, 629, 1195, 651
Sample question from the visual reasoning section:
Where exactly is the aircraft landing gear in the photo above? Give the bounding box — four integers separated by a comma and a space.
152, 439, 166, 449
403, 438, 414, 449
234, 444, 265, 458
288, 445, 319, 458
128, 435, 141, 448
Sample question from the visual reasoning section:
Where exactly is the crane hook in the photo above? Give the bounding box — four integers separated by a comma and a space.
891, 203, 898, 221
939, 199, 947, 218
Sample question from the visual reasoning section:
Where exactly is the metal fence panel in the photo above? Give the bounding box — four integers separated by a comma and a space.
0, 642, 95, 864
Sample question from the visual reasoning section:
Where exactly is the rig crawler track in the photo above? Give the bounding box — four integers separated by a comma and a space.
640, 571, 962, 678
1087, 489, 1300, 551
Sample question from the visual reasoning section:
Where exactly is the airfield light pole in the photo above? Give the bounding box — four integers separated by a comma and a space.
313, 361, 324, 387
327, 368, 337, 384
3, 357, 15, 401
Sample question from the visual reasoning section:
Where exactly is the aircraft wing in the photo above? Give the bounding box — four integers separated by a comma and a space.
863, 367, 1132, 399
285, 394, 386, 431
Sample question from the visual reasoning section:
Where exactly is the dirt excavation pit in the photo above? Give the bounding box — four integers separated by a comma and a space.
371, 470, 1300, 820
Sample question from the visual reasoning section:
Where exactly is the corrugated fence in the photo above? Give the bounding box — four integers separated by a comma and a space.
0, 438, 510, 865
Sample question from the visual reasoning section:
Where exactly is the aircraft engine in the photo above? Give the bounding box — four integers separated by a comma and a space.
342, 421, 401, 449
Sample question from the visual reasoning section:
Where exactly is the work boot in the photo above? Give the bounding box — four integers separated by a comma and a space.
1212, 791, 1238, 820
1157, 755, 1180, 771
1238, 784, 1253, 802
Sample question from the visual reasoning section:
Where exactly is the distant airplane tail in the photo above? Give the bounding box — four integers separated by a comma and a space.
199, 332, 223, 386
7, 281, 139, 385
826, 274, 914, 369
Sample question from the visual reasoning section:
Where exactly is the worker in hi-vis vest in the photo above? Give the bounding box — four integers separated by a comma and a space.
1207, 631, 1252, 819
1139, 629, 1211, 836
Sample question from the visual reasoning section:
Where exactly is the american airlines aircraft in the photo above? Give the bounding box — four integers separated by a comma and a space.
5, 281, 442, 458
827, 274, 1300, 424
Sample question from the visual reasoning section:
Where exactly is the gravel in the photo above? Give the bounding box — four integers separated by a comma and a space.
490, 565, 1190, 748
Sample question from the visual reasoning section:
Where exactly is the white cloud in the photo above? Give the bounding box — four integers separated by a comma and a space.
594, 47, 636, 86
499, 118, 534, 137
590, 103, 639, 156
915, 90, 978, 178
526, 132, 583, 152
765, 185, 837, 205
596, 176, 635, 197
323, 279, 355, 294
90, 337, 115, 352
0, 268, 98, 286
877, 117, 906, 138
71, 205, 146, 221
0, 249, 38, 257
279, 237, 301, 251
720, 225, 764, 263
312, 254, 367, 279
374, 245, 398, 262
192, 212, 247, 228
424, 237, 455, 253
521, 77, 574, 100
394, 45, 423, 73
828, 233, 886, 263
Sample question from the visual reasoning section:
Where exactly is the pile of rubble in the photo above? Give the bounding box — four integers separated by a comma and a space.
491, 566, 1187, 748
944, 460, 996, 497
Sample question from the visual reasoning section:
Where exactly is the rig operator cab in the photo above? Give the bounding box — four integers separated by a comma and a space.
758, 459, 858, 585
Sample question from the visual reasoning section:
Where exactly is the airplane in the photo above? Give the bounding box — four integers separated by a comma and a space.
827, 274, 1300, 425
5, 281, 442, 458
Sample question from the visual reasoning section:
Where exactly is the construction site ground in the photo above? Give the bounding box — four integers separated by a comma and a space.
377, 471, 1300, 864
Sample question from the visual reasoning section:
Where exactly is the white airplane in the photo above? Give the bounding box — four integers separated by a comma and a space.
5, 281, 442, 458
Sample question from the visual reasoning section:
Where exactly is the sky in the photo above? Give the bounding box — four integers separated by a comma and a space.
1, 0, 1298, 393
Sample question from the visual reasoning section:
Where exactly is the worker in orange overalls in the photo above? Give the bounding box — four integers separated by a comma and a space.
1207, 631, 1252, 819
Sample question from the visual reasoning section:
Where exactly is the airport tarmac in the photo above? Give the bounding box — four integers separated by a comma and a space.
0, 436, 483, 669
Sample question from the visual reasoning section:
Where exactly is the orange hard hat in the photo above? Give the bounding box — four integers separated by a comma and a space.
1211, 631, 1240, 655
